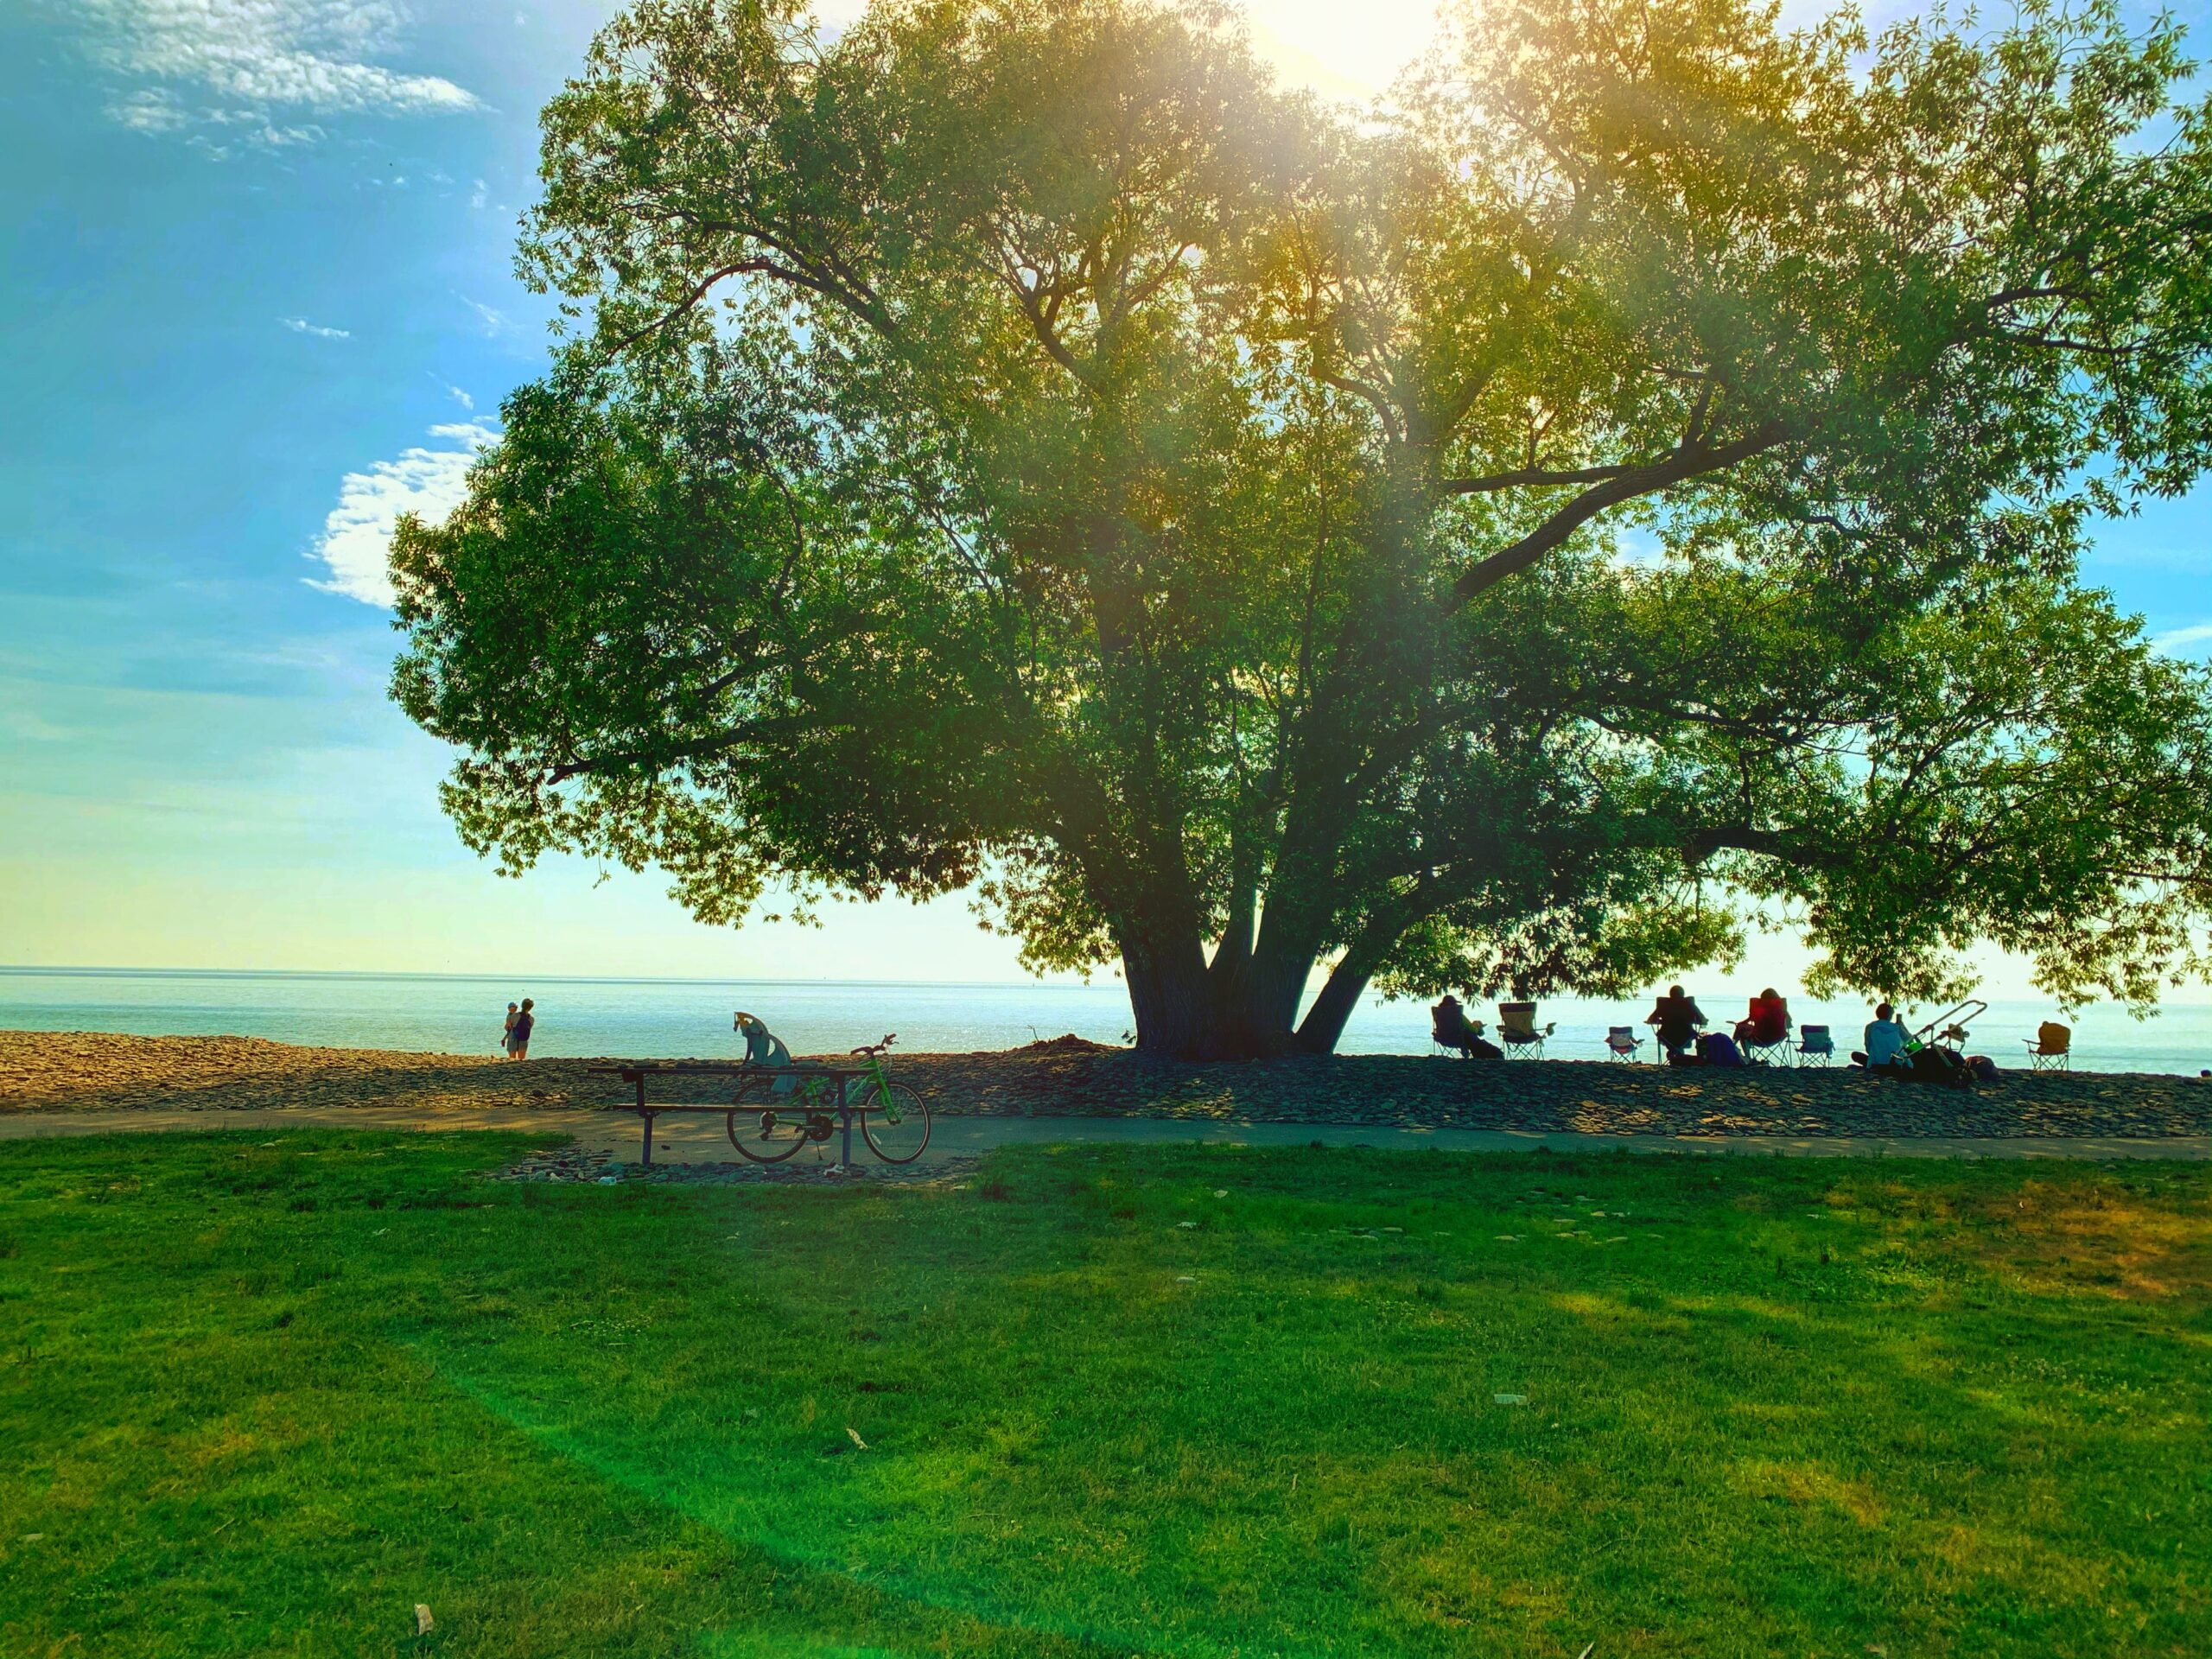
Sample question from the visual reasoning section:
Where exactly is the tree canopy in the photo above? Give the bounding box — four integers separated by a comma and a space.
391, 0, 2212, 1055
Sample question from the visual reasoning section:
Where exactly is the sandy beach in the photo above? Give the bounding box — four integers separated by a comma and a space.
6, 1027, 2209, 1139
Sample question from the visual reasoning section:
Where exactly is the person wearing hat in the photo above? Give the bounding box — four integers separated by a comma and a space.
734, 1011, 793, 1069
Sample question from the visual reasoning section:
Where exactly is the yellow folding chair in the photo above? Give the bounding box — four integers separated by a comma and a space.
1497, 1002, 1555, 1059
2024, 1020, 2070, 1071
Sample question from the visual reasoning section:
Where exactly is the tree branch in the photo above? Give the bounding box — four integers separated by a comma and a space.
1442, 461, 1650, 495
1447, 421, 1792, 605
545, 718, 816, 783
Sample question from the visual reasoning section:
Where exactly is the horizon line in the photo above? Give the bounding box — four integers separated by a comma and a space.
0, 964, 1112, 990
2, 963, 2207, 1011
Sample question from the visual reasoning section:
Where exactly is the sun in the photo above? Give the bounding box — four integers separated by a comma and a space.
1242, 0, 1446, 99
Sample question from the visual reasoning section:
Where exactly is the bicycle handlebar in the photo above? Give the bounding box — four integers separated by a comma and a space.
849, 1033, 899, 1057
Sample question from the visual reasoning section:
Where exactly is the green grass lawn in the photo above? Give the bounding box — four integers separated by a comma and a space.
1, 1133, 2207, 1658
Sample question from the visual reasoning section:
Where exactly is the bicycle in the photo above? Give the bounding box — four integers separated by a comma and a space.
725, 1033, 931, 1165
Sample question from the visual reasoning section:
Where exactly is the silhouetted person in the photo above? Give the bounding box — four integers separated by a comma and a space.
1431, 995, 1501, 1059
1645, 985, 1707, 1063
1734, 988, 1789, 1048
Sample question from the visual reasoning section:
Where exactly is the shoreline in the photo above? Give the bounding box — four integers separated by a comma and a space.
5, 1027, 2208, 1141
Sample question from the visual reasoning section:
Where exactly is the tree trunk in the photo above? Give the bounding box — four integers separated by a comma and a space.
1119, 913, 1217, 1057
1206, 927, 1319, 1058
1294, 957, 1370, 1053
1291, 891, 1433, 1055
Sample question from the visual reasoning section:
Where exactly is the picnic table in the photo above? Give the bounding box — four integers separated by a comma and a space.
589, 1062, 883, 1166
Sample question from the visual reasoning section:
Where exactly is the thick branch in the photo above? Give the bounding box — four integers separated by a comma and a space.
1442, 461, 1649, 495
1447, 421, 1792, 605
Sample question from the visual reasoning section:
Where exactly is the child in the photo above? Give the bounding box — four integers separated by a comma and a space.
501, 1002, 519, 1058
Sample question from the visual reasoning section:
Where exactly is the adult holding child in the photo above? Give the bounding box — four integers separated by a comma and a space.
507, 997, 536, 1060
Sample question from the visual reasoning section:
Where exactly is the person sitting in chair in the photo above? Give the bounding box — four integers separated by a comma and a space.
1733, 988, 1790, 1049
1432, 994, 1502, 1059
1645, 985, 1707, 1064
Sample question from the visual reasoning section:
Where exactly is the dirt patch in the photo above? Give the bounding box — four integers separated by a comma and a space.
1958, 1176, 2212, 1300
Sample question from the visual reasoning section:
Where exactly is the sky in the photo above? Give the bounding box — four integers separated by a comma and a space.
0, 0, 2206, 999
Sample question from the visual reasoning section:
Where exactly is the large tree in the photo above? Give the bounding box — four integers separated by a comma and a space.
392, 0, 2212, 1056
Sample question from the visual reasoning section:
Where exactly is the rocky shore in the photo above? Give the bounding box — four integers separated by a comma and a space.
6, 1027, 2209, 1139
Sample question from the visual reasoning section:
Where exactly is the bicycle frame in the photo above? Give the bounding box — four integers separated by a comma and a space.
726, 1034, 912, 1166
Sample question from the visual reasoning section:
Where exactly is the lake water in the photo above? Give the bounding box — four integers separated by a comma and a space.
4, 968, 2210, 1075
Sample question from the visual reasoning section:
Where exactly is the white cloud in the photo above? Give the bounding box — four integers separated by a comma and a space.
457, 293, 512, 335
310, 421, 497, 607
279, 315, 351, 339
108, 86, 189, 130
425, 374, 474, 410
76, 1, 480, 144
2152, 623, 2212, 659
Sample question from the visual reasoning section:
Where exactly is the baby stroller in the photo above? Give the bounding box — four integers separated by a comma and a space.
1897, 1000, 1993, 1088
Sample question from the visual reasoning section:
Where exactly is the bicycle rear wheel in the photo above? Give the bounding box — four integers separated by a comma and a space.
727, 1086, 810, 1163
859, 1080, 931, 1164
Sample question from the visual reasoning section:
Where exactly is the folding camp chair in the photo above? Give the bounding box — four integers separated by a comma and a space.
1433, 1017, 1487, 1058
1795, 1024, 1835, 1067
2024, 1021, 2071, 1071
1497, 1002, 1555, 1059
1742, 1027, 1793, 1066
1605, 1026, 1643, 1062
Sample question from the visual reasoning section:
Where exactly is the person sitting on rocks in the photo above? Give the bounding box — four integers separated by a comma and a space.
1645, 985, 1707, 1064
1852, 1002, 1913, 1075
1432, 995, 1502, 1059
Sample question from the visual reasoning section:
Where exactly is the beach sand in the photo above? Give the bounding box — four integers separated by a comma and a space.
5, 1027, 2209, 1139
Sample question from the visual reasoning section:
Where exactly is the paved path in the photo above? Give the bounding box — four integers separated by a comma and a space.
3, 1105, 2209, 1162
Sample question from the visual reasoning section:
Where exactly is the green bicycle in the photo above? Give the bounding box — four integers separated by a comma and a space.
725, 1033, 931, 1165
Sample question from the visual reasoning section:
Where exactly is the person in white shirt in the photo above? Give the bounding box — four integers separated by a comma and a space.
1853, 1002, 1911, 1073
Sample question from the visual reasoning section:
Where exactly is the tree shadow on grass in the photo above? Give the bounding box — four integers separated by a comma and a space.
404, 1147, 2212, 1659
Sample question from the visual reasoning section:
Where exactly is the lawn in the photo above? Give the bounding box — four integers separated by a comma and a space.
1, 1133, 2206, 1658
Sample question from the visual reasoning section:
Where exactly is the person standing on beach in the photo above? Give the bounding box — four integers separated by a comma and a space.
501, 1002, 519, 1058
509, 998, 536, 1061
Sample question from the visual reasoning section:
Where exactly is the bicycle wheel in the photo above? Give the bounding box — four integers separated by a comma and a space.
727, 1088, 810, 1163
859, 1080, 931, 1164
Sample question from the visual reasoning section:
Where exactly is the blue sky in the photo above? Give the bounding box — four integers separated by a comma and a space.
0, 1, 2205, 995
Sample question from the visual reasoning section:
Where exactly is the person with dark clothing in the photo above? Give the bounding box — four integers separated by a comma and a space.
1432, 995, 1502, 1059
1697, 1030, 1746, 1067
1733, 988, 1790, 1048
1645, 985, 1707, 1063
507, 997, 535, 1060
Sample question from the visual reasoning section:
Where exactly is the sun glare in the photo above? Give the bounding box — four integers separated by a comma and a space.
1243, 0, 1446, 98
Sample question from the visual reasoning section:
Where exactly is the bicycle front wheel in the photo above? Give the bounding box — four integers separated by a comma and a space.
859, 1081, 931, 1164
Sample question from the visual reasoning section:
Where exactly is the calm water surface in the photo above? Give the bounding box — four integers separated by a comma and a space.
5, 968, 2210, 1075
